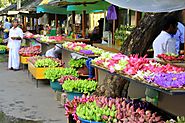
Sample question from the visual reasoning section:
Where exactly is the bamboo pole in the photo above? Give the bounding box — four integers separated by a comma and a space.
112, 20, 115, 45
72, 11, 75, 24
23, 16, 27, 31
82, 10, 86, 38
55, 14, 58, 28
135, 11, 142, 26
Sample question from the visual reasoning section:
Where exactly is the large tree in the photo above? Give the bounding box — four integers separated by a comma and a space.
94, 11, 183, 98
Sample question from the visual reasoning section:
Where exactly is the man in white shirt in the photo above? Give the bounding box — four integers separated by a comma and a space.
153, 16, 178, 58
7, 19, 23, 71
146, 16, 178, 106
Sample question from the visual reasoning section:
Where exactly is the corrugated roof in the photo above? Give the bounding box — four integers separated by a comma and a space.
19, 0, 43, 11
0, 4, 17, 14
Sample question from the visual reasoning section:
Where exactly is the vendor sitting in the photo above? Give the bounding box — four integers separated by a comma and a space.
90, 26, 102, 43
45, 27, 62, 58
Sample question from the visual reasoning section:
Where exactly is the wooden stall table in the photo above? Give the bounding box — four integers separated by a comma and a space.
92, 61, 185, 116
156, 58, 185, 68
24, 38, 55, 55
64, 38, 91, 44
28, 61, 63, 88
61, 47, 99, 67
93, 43, 121, 53
20, 56, 30, 70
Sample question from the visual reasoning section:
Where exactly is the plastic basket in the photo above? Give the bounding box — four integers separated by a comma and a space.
50, 80, 62, 92
0, 50, 5, 54
66, 91, 83, 101
78, 117, 103, 123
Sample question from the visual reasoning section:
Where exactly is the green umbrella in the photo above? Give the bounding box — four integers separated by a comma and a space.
67, 0, 110, 13
37, 4, 71, 14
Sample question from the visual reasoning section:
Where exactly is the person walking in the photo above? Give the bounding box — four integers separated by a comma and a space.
0, 21, 3, 38
3, 18, 12, 39
7, 19, 23, 71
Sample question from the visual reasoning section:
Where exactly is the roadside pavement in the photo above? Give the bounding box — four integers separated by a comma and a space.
0, 62, 67, 123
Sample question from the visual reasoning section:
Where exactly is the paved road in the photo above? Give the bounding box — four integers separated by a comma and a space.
0, 62, 67, 123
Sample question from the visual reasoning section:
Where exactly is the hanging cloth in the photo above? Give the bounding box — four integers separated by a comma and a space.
107, 5, 117, 20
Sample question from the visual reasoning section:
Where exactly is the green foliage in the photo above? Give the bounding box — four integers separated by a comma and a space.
62, 79, 97, 94
34, 58, 59, 68
69, 58, 86, 69
0, 38, 3, 43
114, 25, 134, 43
44, 68, 79, 82
76, 101, 116, 122
0, 0, 16, 7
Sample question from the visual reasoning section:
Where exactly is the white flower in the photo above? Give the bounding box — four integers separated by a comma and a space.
114, 64, 122, 71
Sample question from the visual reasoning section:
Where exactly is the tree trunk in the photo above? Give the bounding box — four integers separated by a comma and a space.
94, 11, 182, 98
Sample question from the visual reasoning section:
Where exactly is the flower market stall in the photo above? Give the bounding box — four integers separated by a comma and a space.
91, 52, 185, 95
1, 0, 185, 122
28, 56, 64, 87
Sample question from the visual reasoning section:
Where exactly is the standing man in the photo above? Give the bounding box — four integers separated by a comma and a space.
173, 22, 184, 54
3, 18, 12, 39
153, 16, 178, 58
146, 16, 178, 106
7, 19, 23, 71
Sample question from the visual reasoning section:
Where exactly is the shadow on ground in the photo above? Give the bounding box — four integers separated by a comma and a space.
0, 112, 42, 123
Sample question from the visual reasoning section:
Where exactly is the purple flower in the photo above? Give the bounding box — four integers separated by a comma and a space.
145, 73, 185, 88
80, 50, 94, 55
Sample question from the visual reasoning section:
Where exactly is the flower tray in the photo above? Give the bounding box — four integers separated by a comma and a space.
66, 91, 83, 101
20, 56, 30, 64
28, 61, 63, 80
63, 48, 99, 58
161, 59, 185, 63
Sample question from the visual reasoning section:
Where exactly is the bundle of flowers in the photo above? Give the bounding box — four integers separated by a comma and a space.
92, 52, 129, 73
44, 68, 78, 82
157, 53, 184, 61
58, 75, 79, 84
62, 79, 97, 94
123, 55, 184, 75
93, 53, 184, 75
62, 42, 104, 55
144, 72, 185, 89
19, 46, 41, 57
28, 56, 64, 68
24, 31, 34, 38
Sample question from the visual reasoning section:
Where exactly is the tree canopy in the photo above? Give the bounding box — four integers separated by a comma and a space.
0, 0, 16, 8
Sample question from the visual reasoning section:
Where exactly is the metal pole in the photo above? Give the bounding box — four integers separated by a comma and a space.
66, 14, 69, 34
103, 11, 106, 32
17, 0, 21, 18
